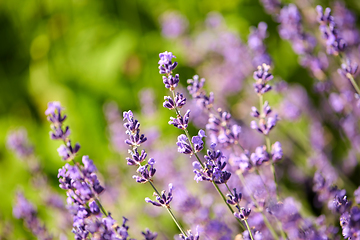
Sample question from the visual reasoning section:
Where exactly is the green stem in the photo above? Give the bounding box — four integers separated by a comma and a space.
95, 198, 108, 217
265, 135, 271, 152
244, 219, 255, 240
148, 181, 188, 237
166, 208, 187, 237
348, 74, 360, 96
211, 181, 245, 230
278, 221, 288, 240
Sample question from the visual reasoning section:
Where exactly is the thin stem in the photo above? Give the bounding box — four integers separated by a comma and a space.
211, 181, 246, 231
148, 181, 188, 237
348, 74, 360, 96
339, 54, 360, 96
265, 136, 271, 152
166, 208, 188, 237
95, 198, 108, 217
237, 172, 280, 240
278, 222, 288, 240
244, 219, 255, 240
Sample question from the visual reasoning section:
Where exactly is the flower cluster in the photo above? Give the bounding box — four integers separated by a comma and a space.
145, 184, 173, 208
6, 129, 33, 159
192, 144, 231, 184
316, 5, 346, 56
13, 191, 52, 240
46, 102, 141, 240
123, 110, 157, 184
122, 109, 180, 234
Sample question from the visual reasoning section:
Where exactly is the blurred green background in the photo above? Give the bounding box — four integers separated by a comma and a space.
1, 0, 360, 239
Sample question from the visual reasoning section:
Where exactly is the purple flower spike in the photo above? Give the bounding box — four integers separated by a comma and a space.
158, 51, 178, 75
253, 64, 273, 95
263, 101, 272, 116
142, 228, 158, 240
89, 200, 100, 215
179, 228, 200, 240
133, 161, 156, 183
192, 146, 232, 184
123, 110, 133, 122
124, 129, 147, 147
316, 5, 347, 55
271, 141, 283, 162
45, 101, 63, 115
7, 129, 34, 159
316, 6, 333, 24
57, 145, 69, 161
187, 75, 214, 109
145, 184, 174, 208
45, 101, 67, 126
250, 106, 260, 118
163, 93, 186, 110
191, 129, 206, 153
168, 110, 190, 129
250, 145, 270, 166
126, 148, 147, 166
174, 92, 186, 108
234, 207, 251, 220
163, 74, 180, 90
338, 59, 358, 81
177, 134, 193, 154
13, 191, 52, 240
163, 96, 176, 110
226, 188, 242, 205
158, 51, 176, 66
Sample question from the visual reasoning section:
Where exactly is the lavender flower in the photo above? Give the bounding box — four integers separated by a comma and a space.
160, 11, 188, 39
316, 5, 346, 55
271, 141, 283, 162
177, 134, 193, 154
163, 93, 187, 110
133, 158, 157, 183
13, 191, 52, 240
187, 75, 214, 109
158, 51, 178, 75
338, 59, 358, 81
253, 64, 273, 95
142, 228, 158, 240
340, 207, 360, 239
226, 188, 242, 205
179, 229, 200, 240
45, 101, 137, 240
193, 144, 231, 184
191, 130, 206, 153
145, 184, 174, 208
234, 207, 251, 221
169, 110, 191, 130
46, 102, 80, 161
250, 145, 270, 166
6, 128, 33, 159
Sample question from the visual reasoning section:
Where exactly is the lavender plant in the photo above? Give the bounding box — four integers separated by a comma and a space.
158, 51, 255, 239
45, 101, 157, 240
122, 109, 187, 239
7, 1, 360, 240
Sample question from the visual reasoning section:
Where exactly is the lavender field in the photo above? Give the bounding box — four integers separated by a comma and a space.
1, 0, 360, 239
